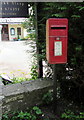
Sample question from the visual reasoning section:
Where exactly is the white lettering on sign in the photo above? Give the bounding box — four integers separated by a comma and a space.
54, 41, 62, 56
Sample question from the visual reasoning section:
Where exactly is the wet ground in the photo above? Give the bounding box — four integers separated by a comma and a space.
0, 40, 36, 78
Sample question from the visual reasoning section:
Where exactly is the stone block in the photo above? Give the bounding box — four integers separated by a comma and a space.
1, 79, 53, 114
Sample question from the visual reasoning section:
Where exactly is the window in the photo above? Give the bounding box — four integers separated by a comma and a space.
17, 27, 21, 35
10, 28, 15, 35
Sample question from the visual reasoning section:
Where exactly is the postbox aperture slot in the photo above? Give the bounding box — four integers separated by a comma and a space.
51, 27, 66, 29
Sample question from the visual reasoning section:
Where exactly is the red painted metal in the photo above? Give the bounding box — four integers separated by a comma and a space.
46, 18, 68, 64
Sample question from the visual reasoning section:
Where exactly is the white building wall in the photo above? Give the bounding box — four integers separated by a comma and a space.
8, 24, 27, 41
0, 18, 28, 41
24, 29, 28, 38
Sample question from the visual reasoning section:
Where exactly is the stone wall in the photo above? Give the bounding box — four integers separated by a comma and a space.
1, 79, 53, 114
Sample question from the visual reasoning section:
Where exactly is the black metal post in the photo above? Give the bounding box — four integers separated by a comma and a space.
35, 2, 43, 78
53, 64, 58, 113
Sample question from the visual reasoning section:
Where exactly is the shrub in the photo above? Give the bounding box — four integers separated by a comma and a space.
61, 110, 84, 120
2, 106, 43, 120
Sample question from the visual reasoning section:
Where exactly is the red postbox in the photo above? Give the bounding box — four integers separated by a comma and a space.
46, 18, 68, 64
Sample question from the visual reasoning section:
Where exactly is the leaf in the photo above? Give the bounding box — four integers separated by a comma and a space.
58, 6, 67, 10
79, 7, 84, 11
52, 13, 64, 17
33, 106, 42, 115
71, 15, 80, 18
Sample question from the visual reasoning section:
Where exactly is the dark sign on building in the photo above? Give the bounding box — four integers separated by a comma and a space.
0, 2, 29, 18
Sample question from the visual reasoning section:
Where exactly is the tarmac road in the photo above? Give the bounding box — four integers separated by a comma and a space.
0, 40, 35, 78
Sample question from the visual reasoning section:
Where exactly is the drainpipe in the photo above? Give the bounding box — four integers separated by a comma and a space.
0, 25, 2, 41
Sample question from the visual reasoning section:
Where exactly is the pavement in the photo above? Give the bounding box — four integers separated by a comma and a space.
0, 40, 36, 78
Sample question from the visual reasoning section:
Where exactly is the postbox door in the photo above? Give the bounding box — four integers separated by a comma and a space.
49, 36, 67, 64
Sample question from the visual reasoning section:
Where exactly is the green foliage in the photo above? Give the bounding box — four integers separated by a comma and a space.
71, 15, 80, 18
17, 111, 32, 119
2, 106, 42, 120
39, 2, 84, 102
33, 106, 43, 115
10, 65, 38, 84
2, 107, 84, 120
23, 2, 84, 102
2, 64, 38, 85
61, 110, 84, 120
11, 77, 30, 84
27, 32, 36, 40
42, 91, 53, 105
17, 35, 20, 40
30, 65, 38, 80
